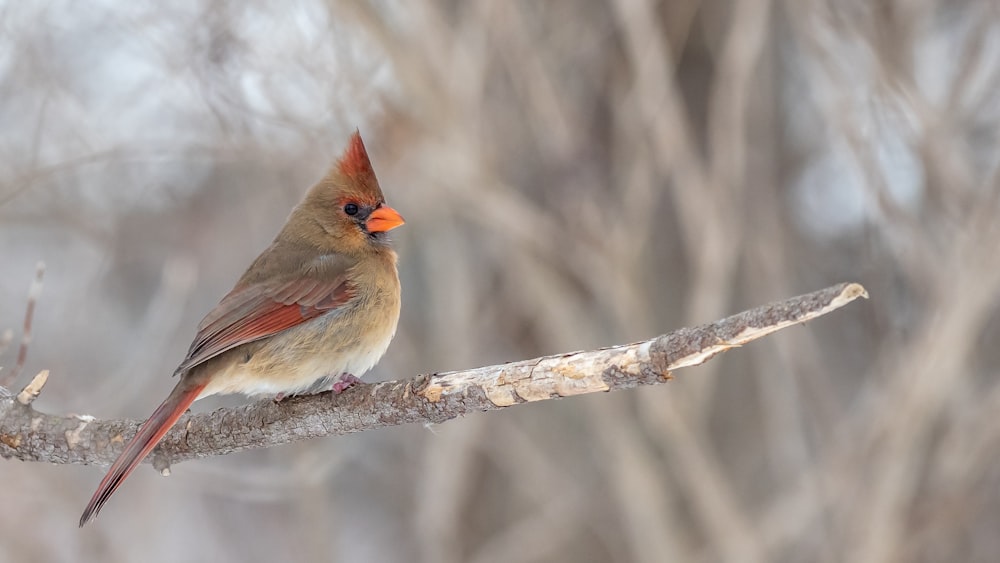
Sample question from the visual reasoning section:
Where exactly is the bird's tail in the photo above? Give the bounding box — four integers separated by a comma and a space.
79, 380, 206, 527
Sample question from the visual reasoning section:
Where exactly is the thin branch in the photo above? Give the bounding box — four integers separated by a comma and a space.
0, 262, 45, 387
0, 283, 867, 472
0, 330, 12, 363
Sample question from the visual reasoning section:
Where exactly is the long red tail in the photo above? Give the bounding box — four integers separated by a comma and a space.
79, 381, 206, 527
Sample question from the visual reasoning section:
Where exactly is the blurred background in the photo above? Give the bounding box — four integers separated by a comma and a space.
1, 1, 999, 561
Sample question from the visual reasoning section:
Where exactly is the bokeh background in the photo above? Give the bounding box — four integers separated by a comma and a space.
2, 1, 999, 562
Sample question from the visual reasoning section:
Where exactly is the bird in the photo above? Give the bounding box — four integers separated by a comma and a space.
79, 131, 404, 526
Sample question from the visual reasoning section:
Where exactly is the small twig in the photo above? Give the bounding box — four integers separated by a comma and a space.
1, 262, 45, 387
16, 370, 50, 406
0, 329, 13, 359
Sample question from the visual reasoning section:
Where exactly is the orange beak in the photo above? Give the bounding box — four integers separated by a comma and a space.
366, 205, 405, 233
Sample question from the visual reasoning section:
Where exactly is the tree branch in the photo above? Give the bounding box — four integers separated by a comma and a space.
0, 261, 45, 387
0, 282, 867, 472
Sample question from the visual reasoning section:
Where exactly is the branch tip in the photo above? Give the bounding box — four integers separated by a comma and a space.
16, 370, 49, 405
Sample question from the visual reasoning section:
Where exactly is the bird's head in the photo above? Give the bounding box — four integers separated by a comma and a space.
286, 130, 405, 254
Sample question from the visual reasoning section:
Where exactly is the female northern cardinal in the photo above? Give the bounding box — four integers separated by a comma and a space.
79, 131, 404, 526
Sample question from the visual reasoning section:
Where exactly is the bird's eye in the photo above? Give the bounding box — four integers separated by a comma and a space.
344, 203, 359, 216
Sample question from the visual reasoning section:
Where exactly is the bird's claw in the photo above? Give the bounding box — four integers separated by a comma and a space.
331, 373, 362, 395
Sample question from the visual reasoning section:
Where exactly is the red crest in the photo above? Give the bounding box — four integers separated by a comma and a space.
337, 130, 375, 180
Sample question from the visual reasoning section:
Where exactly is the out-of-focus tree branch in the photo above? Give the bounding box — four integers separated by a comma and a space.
0, 283, 866, 472
0, 262, 45, 387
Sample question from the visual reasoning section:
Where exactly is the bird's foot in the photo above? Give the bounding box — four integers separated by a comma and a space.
331, 373, 362, 395
273, 392, 286, 403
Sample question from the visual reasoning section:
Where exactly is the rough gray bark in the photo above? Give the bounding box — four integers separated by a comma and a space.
0, 282, 867, 473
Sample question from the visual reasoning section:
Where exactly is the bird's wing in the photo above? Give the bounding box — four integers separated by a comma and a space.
176, 266, 355, 373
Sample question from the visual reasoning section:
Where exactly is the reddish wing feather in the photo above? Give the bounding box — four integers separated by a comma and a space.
176, 277, 354, 373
